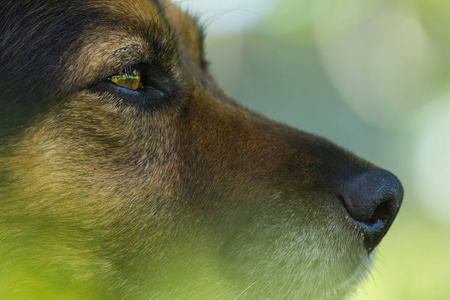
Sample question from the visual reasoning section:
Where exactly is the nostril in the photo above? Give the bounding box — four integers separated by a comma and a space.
369, 200, 392, 226
340, 167, 404, 252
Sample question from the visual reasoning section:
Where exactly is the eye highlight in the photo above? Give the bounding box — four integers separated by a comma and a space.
108, 66, 142, 91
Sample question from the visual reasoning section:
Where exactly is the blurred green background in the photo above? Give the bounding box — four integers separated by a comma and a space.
181, 0, 450, 299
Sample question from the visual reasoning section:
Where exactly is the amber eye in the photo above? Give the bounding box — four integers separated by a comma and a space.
108, 66, 142, 91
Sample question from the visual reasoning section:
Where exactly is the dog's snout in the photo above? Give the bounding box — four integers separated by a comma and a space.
341, 168, 404, 252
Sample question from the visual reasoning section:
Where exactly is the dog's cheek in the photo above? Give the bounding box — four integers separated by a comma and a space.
10, 92, 185, 213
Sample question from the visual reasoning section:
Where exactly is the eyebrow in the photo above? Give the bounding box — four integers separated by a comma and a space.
108, 44, 150, 72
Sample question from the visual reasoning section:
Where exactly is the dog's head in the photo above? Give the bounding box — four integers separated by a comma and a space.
0, 0, 403, 299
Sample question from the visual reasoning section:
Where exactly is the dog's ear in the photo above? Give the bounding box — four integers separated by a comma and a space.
156, 1, 208, 70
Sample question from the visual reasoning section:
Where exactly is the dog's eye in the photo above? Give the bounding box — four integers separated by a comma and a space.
108, 66, 142, 91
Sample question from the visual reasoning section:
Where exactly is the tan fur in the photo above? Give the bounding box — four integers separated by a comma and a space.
0, 0, 402, 299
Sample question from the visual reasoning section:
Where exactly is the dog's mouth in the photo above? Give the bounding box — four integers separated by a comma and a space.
208, 193, 374, 299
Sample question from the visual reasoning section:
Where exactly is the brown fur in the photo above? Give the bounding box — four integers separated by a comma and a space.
0, 0, 402, 299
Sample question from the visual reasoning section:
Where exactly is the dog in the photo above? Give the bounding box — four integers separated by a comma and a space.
0, 0, 403, 299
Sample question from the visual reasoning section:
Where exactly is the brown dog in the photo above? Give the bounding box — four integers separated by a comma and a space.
0, 0, 403, 299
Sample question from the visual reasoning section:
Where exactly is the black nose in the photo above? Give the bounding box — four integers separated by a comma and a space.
341, 167, 404, 252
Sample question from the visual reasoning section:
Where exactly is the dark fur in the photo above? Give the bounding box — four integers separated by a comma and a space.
0, 1, 400, 299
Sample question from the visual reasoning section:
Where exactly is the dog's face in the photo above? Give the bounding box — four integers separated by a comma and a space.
0, 0, 403, 299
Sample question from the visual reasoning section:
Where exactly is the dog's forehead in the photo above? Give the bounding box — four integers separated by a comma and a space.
90, 0, 166, 25
77, 0, 204, 68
